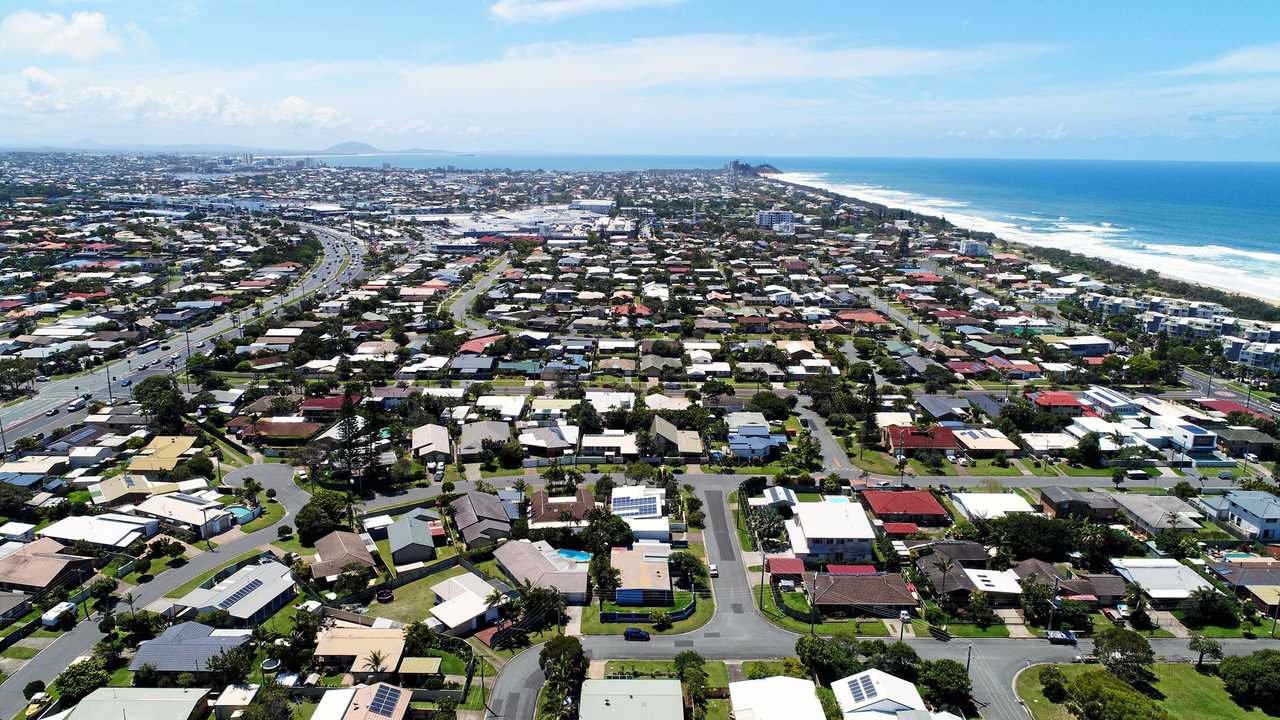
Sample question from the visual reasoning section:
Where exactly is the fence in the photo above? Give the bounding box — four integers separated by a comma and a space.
599, 594, 697, 624
333, 548, 509, 605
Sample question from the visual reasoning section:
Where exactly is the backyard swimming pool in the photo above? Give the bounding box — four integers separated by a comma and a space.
823, 496, 851, 503
227, 505, 255, 524
557, 549, 591, 562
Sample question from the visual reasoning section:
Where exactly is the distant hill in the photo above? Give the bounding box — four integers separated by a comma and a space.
320, 141, 382, 155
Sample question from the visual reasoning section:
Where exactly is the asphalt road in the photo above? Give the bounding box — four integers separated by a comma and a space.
451, 257, 510, 332
0, 224, 365, 447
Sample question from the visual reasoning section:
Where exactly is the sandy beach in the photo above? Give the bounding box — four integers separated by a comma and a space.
771, 171, 1280, 306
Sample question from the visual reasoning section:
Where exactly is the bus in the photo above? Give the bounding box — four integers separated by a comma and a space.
134, 340, 160, 355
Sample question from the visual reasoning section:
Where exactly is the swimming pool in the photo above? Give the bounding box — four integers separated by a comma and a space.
823, 496, 851, 503
227, 505, 255, 524
557, 549, 591, 562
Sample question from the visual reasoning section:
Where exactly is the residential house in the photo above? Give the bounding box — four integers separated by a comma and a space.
128, 621, 252, 676
450, 492, 512, 548
802, 572, 917, 615
1038, 487, 1120, 521
494, 540, 589, 604
170, 560, 296, 626
611, 545, 674, 606
528, 489, 595, 530
1198, 491, 1280, 540
457, 421, 510, 461
310, 531, 377, 583
785, 502, 876, 563
133, 493, 234, 539
0, 537, 94, 592
387, 509, 437, 566
650, 416, 704, 460
579, 680, 684, 720
429, 571, 500, 634
729, 676, 826, 720
860, 490, 949, 526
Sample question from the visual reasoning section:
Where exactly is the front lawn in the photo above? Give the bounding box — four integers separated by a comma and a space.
239, 500, 285, 532
752, 584, 890, 638
1017, 663, 1276, 720
604, 659, 729, 687
580, 592, 715, 635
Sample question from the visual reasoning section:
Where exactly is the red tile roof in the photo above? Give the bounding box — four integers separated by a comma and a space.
1034, 391, 1084, 407
767, 557, 805, 575
862, 490, 948, 517
826, 564, 879, 576
886, 426, 959, 451
881, 522, 920, 535
458, 333, 504, 354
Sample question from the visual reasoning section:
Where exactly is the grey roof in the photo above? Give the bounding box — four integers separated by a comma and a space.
128, 621, 250, 672
451, 492, 511, 543
459, 421, 511, 454
493, 540, 587, 596
1223, 491, 1280, 520
1112, 493, 1201, 530
916, 395, 970, 419
388, 509, 436, 553
177, 560, 294, 620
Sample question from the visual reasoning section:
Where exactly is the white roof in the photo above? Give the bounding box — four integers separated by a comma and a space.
832, 669, 925, 719
1111, 558, 1213, 600
794, 502, 875, 540
134, 493, 230, 526
963, 568, 1023, 595
950, 493, 1034, 520
38, 513, 154, 548
310, 688, 358, 720
429, 572, 494, 629
729, 677, 825, 720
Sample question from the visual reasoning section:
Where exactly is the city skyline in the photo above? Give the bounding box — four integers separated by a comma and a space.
1, 1, 1280, 160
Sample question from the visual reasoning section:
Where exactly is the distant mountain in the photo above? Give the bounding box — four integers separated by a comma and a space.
320, 141, 382, 155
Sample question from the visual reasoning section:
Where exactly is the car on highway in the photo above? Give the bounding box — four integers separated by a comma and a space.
708, 564, 718, 577
623, 627, 651, 641
160, 345, 171, 351
120, 379, 132, 387
44, 408, 58, 416
35, 375, 49, 383
1046, 630, 1078, 645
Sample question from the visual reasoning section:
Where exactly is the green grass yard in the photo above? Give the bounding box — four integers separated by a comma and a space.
1017, 663, 1276, 720
165, 549, 270, 598
374, 565, 470, 624
752, 584, 890, 638
238, 499, 285, 532
603, 660, 729, 687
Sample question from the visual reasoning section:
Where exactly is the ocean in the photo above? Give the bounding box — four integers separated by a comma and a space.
316, 152, 1280, 302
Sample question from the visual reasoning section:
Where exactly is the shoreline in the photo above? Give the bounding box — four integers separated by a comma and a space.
766, 171, 1280, 307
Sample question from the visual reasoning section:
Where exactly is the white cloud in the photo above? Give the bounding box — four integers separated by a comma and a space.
1165, 43, 1280, 76
489, 0, 680, 23
0, 10, 141, 61
20, 66, 57, 95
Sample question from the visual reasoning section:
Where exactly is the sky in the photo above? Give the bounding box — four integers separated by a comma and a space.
2, 0, 1280, 160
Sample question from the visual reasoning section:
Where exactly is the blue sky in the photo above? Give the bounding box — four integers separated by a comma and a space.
2, 0, 1280, 159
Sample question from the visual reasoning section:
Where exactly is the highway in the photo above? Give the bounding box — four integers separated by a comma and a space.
0, 224, 365, 448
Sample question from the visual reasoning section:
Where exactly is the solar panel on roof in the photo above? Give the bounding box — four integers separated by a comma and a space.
611, 495, 659, 518
369, 685, 402, 717
217, 578, 263, 609
848, 677, 866, 703
859, 675, 877, 699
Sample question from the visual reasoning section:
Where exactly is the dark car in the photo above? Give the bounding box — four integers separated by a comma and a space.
623, 627, 651, 641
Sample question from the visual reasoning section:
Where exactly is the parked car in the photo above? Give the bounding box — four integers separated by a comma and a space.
1244, 453, 1260, 463
1073, 654, 1099, 663
1046, 630, 1078, 645
708, 564, 719, 578
623, 627, 651, 641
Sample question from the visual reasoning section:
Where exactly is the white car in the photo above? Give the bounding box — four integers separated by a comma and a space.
708, 564, 718, 578
1244, 453, 1260, 463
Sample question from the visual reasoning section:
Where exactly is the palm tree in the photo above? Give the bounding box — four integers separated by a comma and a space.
364, 649, 387, 673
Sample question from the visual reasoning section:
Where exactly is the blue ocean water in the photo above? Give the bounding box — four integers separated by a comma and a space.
315, 152, 1280, 300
